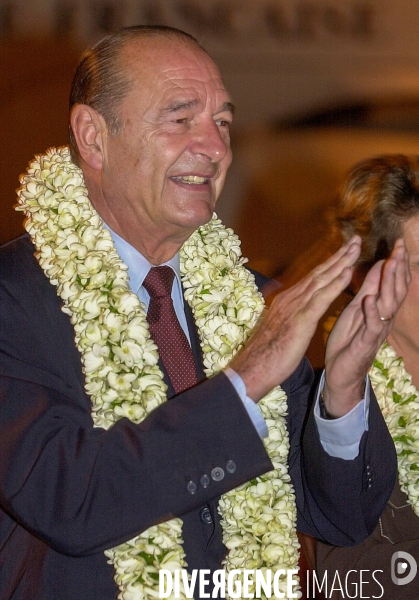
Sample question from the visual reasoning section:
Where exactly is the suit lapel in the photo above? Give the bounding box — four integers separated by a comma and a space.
184, 297, 206, 382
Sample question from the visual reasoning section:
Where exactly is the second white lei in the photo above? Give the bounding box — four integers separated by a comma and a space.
369, 342, 419, 517
17, 147, 300, 600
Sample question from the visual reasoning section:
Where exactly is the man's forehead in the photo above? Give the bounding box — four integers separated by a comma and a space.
158, 81, 233, 112
122, 37, 232, 111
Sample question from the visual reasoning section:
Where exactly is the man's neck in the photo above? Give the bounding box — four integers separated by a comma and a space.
106, 226, 182, 294
99, 212, 186, 264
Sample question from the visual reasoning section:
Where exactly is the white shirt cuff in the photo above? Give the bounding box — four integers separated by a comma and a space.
224, 368, 268, 438
314, 371, 370, 459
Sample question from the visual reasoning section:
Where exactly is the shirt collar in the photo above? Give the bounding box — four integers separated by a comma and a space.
105, 226, 181, 295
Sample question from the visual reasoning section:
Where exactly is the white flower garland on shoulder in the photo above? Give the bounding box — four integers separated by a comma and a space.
17, 147, 300, 600
369, 342, 419, 516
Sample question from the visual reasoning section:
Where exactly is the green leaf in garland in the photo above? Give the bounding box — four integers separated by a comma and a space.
392, 392, 402, 403
394, 434, 414, 444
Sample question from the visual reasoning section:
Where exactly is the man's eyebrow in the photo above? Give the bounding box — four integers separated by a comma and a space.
163, 99, 235, 114
220, 101, 235, 115
164, 99, 200, 113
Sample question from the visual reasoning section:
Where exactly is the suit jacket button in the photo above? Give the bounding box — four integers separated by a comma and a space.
226, 460, 236, 474
187, 480, 197, 494
200, 474, 210, 488
211, 467, 225, 482
199, 507, 213, 524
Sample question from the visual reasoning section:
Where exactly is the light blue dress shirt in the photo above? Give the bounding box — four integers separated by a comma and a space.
108, 228, 368, 460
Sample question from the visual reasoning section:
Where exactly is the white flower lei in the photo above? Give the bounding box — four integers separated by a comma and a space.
369, 342, 419, 517
16, 146, 300, 599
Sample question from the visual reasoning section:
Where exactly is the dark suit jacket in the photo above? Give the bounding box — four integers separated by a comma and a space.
0, 236, 397, 600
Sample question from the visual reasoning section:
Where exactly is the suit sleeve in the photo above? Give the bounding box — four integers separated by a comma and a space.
287, 359, 397, 545
0, 373, 272, 557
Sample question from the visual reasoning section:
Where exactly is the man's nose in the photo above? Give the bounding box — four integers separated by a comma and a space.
189, 119, 230, 163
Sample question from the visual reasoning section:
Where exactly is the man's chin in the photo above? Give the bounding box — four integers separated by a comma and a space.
175, 205, 215, 232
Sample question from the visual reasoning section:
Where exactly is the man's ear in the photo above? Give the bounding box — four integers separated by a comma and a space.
70, 104, 107, 170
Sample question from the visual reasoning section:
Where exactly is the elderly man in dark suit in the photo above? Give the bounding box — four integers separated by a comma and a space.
0, 25, 408, 600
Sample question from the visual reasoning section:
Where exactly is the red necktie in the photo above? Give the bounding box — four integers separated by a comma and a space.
143, 266, 197, 394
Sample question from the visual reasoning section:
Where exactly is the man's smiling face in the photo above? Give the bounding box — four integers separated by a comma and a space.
98, 36, 233, 252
